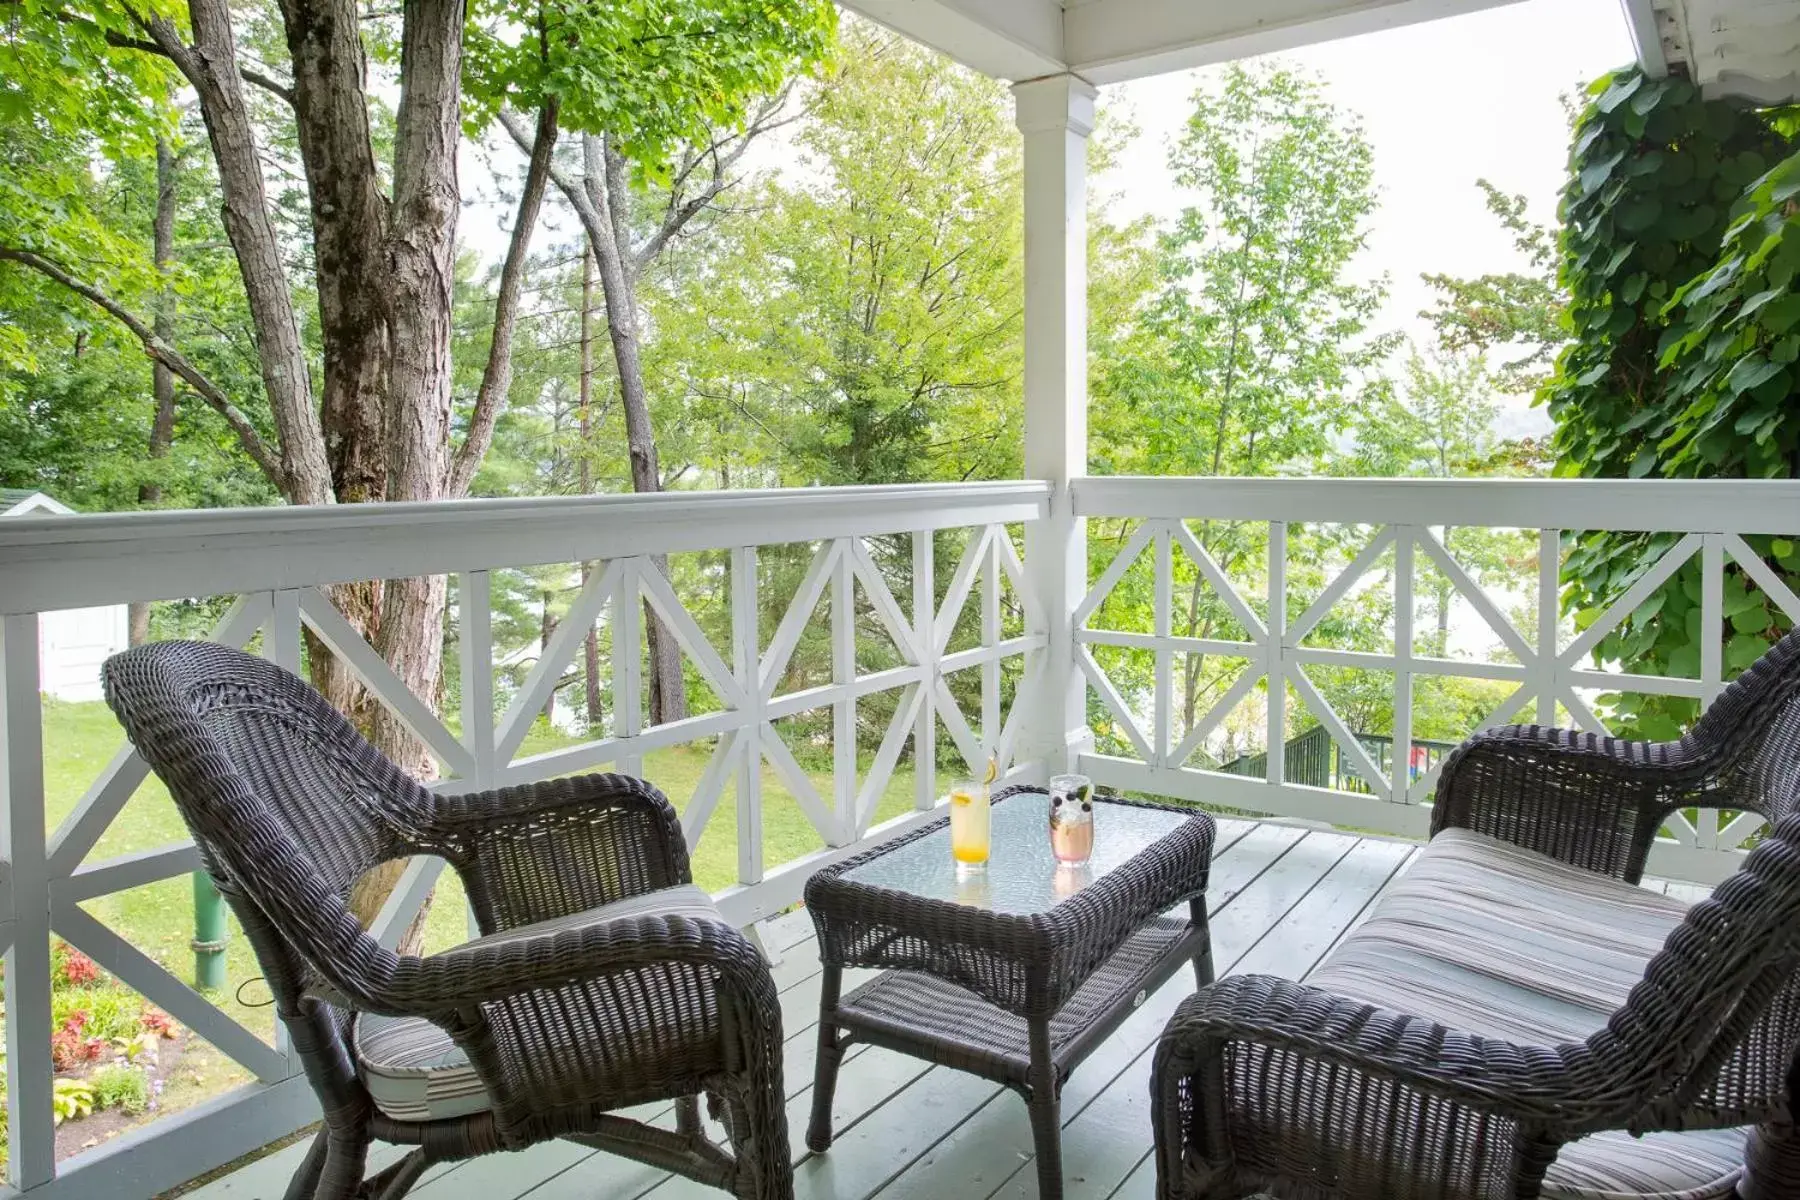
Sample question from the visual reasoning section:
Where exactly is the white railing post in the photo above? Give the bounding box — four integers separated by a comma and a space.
1014, 73, 1096, 779
732, 547, 764, 884
1538, 529, 1561, 725
831, 539, 856, 847
913, 531, 937, 810
1266, 522, 1287, 786
2, 614, 54, 1190
460, 571, 495, 788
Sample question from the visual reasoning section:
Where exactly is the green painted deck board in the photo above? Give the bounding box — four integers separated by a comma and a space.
187, 821, 1408, 1200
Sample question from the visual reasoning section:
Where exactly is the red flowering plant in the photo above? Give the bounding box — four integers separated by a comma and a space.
52, 942, 101, 988
50, 1012, 107, 1072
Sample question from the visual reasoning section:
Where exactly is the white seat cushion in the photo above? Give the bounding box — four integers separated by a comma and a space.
353, 884, 720, 1123
1307, 828, 1744, 1200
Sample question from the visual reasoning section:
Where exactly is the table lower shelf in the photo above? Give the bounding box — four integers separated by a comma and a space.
828, 913, 1208, 1089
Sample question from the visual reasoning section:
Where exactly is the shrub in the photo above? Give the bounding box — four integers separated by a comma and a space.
51, 1078, 94, 1125
52, 942, 101, 988
52, 984, 145, 1042
139, 1006, 179, 1040
89, 1065, 151, 1116
49, 1014, 107, 1073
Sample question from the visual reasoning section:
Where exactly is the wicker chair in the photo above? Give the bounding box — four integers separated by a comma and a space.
1152, 627, 1800, 1200
102, 641, 792, 1200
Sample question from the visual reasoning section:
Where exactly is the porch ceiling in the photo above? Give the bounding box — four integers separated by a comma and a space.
1624, 0, 1800, 102
836, 0, 1530, 84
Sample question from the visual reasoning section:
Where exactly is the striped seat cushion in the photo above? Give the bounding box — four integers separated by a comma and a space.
1307, 828, 1744, 1200
353, 884, 720, 1123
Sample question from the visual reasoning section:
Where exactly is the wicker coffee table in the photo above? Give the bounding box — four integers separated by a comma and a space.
803, 784, 1215, 1199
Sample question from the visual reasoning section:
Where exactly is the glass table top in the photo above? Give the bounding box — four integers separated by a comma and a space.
842, 791, 1197, 915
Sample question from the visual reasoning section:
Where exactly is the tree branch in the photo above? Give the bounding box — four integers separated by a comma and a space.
0, 245, 285, 488
100, 28, 296, 105
448, 100, 559, 497
631, 89, 794, 275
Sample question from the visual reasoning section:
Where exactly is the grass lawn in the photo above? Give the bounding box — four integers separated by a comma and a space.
30, 698, 922, 1141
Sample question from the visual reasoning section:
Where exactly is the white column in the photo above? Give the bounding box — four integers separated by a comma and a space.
1014, 74, 1096, 778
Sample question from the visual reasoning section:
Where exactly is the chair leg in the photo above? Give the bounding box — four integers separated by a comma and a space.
311, 1135, 370, 1200
676, 1095, 705, 1138
1026, 1017, 1064, 1200
806, 964, 844, 1154
727, 1077, 796, 1200
283, 1130, 330, 1200
1028, 1088, 1064, 1200
369, 1150, 431, 1200
1740, 1121, 1800, 1200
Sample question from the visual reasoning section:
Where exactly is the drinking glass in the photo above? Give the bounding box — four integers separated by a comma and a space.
949, 779, 990, 867
1048, 773, 1094, 866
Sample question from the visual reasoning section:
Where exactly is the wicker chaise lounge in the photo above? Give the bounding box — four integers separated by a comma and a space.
1152, 628, 1800, 1200
103, 641, 792, 1200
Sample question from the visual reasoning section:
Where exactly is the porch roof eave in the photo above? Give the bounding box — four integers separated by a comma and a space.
1622, 0, 1800, 104
836, 0, 1535, 86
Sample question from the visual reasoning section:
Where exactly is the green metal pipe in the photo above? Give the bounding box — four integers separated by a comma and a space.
192, 871, 228, 992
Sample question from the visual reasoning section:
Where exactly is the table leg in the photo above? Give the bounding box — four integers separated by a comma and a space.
1190, 898, 1215, 988
1027, 1018, 1063, 1200
806, 963, 845, 1153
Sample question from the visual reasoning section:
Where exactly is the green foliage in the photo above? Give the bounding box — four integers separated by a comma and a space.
650, 22, 1028, 486
1420, 181, 1566, 394
88, 1065, 152, 1115
1089, 62, 1402, 754
465, 0, 836, 179
1660, 147, 1800, 473
1548, 67, 1797, 733
1096, 61, 1394, 483
51, 1078, 94, 1126
51, 984, 149, 1044
1548, 68, 1791, 482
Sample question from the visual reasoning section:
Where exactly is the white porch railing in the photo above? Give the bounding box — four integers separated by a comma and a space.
6, 472, 1800, 1198
1071, 476, 1800, 887
0, 481, 1048, 1200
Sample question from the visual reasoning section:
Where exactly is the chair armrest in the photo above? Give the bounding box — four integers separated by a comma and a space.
428, 773, 692, 929
342, 907, 783, 1123
1156, 975, 1597, 1127
1430, 725, 1705, 882
380, 906, 767, 1012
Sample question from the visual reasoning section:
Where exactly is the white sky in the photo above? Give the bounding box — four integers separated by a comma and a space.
1096, 0, 1634, 434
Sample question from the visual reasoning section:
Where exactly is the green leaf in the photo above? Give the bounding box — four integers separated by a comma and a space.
1726, 355, 1784, 395
1732, 605, 1770, 635
1728, 632, 1772, 672
1596, 74, 1643, 114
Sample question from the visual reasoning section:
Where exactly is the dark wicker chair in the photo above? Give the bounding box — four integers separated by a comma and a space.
1152, 627, 1800, 1200
102, 641, 791, 1200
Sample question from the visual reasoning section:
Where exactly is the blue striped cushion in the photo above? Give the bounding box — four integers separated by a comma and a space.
1307, 829, 1743, 1200
353, 884, 719, 1122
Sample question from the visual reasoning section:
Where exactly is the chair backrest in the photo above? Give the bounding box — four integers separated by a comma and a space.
102, 640, 428, 1009
1678, 626, 1800, 827
1605, 628, 1800, 1127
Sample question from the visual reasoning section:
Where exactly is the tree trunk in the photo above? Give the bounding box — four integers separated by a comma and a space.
583, 134, 686, 724
132, 135, 180, 647
579, 250, 603, 726
351, 0, 465, 947
281, 0, 391, 507
146, 0, 333, 506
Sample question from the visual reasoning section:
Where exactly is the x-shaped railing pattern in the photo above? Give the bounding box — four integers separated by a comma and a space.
4, 523, 1044, 1144
1078, 518, 1800, 852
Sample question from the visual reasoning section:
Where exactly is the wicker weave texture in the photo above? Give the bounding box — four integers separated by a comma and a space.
1152, 627, 1800, 1200
103, 640, 793, 1200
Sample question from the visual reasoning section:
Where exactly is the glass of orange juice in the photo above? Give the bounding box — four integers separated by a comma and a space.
949, 779, 990, 867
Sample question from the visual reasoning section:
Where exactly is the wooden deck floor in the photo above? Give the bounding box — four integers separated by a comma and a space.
179, 820, 1445, 1199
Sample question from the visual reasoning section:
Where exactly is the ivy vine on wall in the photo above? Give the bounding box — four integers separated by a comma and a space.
1548, 68, 1798, 738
